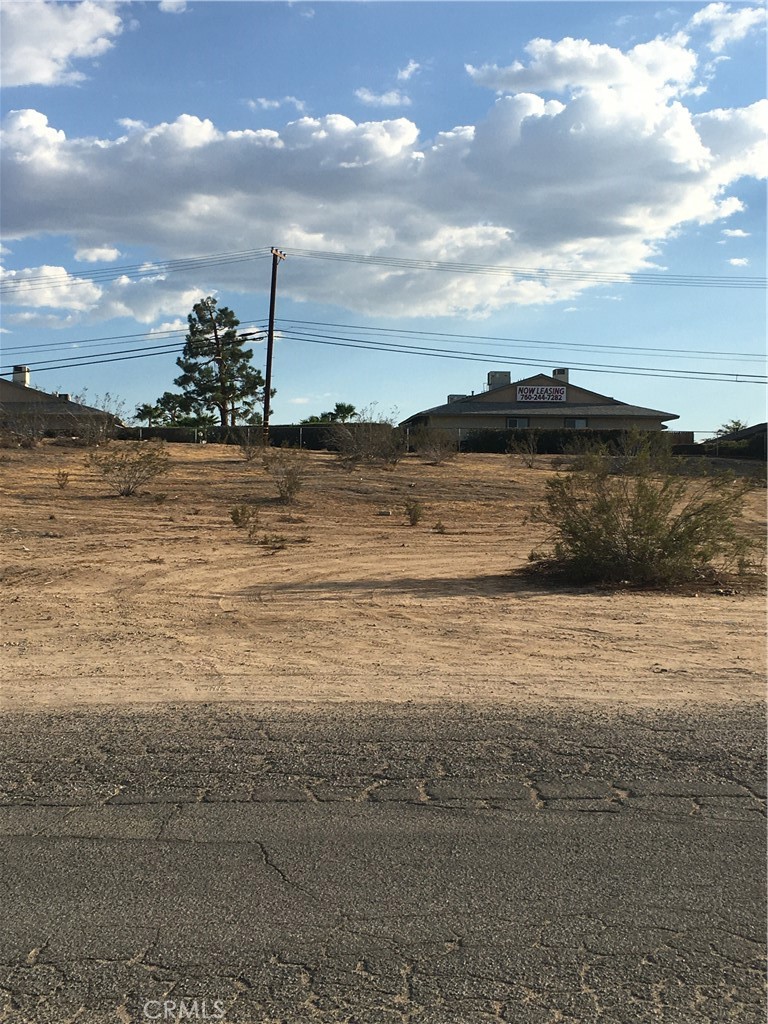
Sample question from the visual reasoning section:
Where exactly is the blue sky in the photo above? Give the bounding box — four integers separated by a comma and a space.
1, 0, 765, 434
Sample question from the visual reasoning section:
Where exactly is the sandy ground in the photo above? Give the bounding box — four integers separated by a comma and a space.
1, 442, 765, 710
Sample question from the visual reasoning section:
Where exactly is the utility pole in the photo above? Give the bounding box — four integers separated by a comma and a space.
263, 247, 286, 445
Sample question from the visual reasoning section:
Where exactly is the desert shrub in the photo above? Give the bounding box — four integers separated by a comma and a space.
529, 464, 755, 586
88, 441, 170, 496
561, 435, 611, 474
237, 433, 264, 462
56, 469, 70, 490
230, 504, 259, 529
433, 519, 447, 534
0, 408, 46, 449
404, 498, 424, 526
612, 430, 674, 476
410, 426, 458, 465
262, 445, 309, 503
508, 429, 541, 469
325, 406, 407, 468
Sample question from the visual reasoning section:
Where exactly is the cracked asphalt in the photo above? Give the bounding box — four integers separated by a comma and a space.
0, 702, 765, 1024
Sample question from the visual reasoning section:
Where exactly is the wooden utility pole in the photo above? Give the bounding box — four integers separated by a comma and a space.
263, 247, 286, 445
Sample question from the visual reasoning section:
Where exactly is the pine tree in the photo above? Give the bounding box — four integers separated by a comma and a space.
173, 297, 266, 428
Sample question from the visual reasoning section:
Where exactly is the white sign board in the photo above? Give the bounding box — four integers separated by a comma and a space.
516, 385, 566, 403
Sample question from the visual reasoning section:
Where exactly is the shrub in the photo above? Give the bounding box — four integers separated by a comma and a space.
88, 441, 170, 496
237, 433, 264, 462
410, 426, 458, 465
262, 445, 309, 503
404, 498, 424, 526
56, 469, 70, 490
529, 465, 755, 586
325, 406, 407, 468
508, 429, 540, 469
230, 504, 259, 529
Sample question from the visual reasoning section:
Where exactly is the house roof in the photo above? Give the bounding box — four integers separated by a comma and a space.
706, 422, 766, 443
402, 373, 678, 424
0, 377, 115, 418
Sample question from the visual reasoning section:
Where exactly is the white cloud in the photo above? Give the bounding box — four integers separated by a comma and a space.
288, 397, 311, 404
688, 3, 765, 53
397, 60, 421, 82
2, 18, 767, 321
355, 88, 412, 108
0, 265, 102, 311
722, 228, 750, 237
466, 33, 700, 102
728, 257, 750, 266
0, 0, 123, 87
75, 246, 122, 263
159, 0, 187, 12
248, 96, 307, 114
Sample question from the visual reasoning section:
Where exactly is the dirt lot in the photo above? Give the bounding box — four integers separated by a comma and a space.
1, 442, 765, 710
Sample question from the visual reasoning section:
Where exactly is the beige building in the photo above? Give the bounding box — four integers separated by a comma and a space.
0, 365, 115, 436
401, 369, 679, 433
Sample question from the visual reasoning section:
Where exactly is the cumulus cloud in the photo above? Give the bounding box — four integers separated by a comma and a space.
0, 264, 102, 313
722, 228, 750, 237
159, 0, 187, 12
0, 0, 123, 87
688, 3, 765, 53
355, 88, 412, 107
75, 246, 122, 262
2, 13, 767, 321
466, 32, 700, 102
397, 60, 421, 82
728, 257, 750, 266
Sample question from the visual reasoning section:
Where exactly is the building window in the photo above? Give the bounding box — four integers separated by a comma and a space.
506, 417, 530, 429
564, 418, 588, 429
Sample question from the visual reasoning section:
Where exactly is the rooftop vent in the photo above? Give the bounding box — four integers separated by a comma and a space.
12, 365, 30, 387
447, 394, 468, 404
553, 368, 569, 383
487, 371, 511, 389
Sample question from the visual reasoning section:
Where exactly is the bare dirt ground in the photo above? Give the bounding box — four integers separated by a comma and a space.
1, 442, 765, 710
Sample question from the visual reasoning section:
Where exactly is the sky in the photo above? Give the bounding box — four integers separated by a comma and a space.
1, 0, 766, 436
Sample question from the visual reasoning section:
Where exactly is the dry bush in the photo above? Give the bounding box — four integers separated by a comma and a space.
507, 430, 541, 469
325, 406, 406, 469
88, 441, 170, 496
410, 426, 458, 465
237, 434, 264, 462
404, 498, 424, 526
0, 408, 47, 449
529, 464, 756, 586
56, 469, 70, 490
262, 445, 309, 503
230, 503, 259, 529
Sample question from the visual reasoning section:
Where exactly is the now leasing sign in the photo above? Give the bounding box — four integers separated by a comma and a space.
516, 385, 566, 402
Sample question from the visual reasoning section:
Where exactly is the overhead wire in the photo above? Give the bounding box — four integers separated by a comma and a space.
1, 245, 764, 297
3, 321, 764, 384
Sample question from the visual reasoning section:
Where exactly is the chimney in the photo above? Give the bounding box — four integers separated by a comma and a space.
12, 365, 30, 387
487, 371, 511, 389
553, 368, 569, 383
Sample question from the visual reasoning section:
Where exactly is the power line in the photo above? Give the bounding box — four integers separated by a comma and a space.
4, 322, 763, 385
276, 318, 765, 363
0, 249, 273, 296
3, 316, 761, 365
286, 248, 767, 289
1, 245, 764, 298
274, 328, 767, 384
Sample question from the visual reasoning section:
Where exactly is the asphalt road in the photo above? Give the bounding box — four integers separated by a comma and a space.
0, 702, 765, 1024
